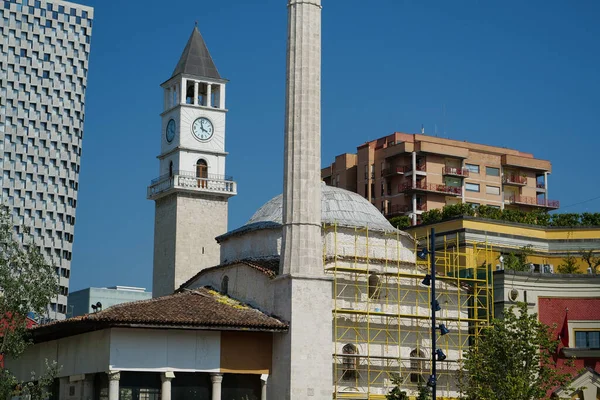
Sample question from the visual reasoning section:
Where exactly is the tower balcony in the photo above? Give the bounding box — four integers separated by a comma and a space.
148, 171, 237, 200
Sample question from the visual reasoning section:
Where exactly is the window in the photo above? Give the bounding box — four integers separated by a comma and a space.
410, 349, 425, 383
486, 186, 500, 195
342, 344, 358, 380
221, 276, 229, 295
486, 166, 500, 176
368, 273, 380, 299
465, 164, 480, 174
575, 331, 600, 349
465, 183, 480, 192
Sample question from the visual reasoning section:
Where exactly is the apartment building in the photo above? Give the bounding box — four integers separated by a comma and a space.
322, 132, 557, 225
0, 0, 94, 319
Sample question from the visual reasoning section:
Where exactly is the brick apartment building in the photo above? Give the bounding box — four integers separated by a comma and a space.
322, 132, 558, 225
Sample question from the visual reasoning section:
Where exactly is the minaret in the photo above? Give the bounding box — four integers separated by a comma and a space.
270, 1, 332, 399
148, 27, 236, 297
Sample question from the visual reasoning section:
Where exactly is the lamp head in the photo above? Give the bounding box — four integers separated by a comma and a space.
427, 374, 436, 387
436, 349, 447, 361
421, 274, 432, 286
432, 300, 441, 312
439, 324, 450, 336
417, 248, 429, 260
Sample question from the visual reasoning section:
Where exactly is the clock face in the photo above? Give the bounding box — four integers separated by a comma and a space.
191, 117, 214, 141
165, 119, 176, 143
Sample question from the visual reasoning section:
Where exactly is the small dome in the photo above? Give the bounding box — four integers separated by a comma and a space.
246, 185, 395, 232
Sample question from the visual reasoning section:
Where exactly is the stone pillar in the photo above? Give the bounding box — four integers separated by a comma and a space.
181, 79, 187, 104
260, 374, 268, 400
271, 1, 332, 399
194, 82, 199, 105
107, 371, 120, 400
164, 88, 169, 110
210, 373, 223, 400
219, 84, 226, 109
161, 372, 175, 400
206, 84, 212, 107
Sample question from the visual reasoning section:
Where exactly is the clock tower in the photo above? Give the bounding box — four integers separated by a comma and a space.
148, 26, 236, 298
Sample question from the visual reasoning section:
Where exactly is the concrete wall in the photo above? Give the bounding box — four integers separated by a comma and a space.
68, 288, 151, 317
220, 229, 282, 265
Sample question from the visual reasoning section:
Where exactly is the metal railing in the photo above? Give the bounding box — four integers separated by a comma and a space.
505, 195, 559, 209
442, 166, 469, 177
399, 181, 462, 196
502, 175, 527, 185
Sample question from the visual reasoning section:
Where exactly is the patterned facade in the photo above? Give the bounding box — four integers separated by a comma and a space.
0, 0, 94, 319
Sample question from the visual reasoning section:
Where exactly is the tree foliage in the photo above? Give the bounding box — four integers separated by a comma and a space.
385, 376, 409, 400
502, 245, 534, 272
419, 204, 600, 228
459, 302, 572, 400
389, 215, 411, 230
580, 249, 600, 274
557, 253, 581, 274
0, 205, 59, 398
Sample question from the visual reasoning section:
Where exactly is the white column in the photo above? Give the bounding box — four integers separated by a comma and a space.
544, 171, 549, 205
107, 371, 120, 400
180, 79, 187, 104
194, 82, 199, 105
206, 84, 212, 107
164, 88, 169, 110
219, 84, 226, 109
412, 193, 417, 226
161, 372, 175, 400
412, 151, 417, 188
260, 374, 268, 400
210, 373, 223, 400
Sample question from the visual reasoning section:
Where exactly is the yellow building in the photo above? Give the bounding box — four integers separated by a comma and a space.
405, 216, 600, 275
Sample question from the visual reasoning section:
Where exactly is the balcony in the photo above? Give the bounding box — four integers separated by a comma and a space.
442, 166, 469, 178
148, 171, 237, 200
502, 175, 527, 186
399, 181, 461, 196
382, 165, 410, 177
536, 182, 546, 191
505, 195, 559, 209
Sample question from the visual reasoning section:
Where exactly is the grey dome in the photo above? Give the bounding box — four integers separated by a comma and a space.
247, 185, 395, 232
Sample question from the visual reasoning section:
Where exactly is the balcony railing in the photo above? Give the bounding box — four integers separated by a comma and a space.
382, 165, 410, 176
406, 164, 427, 173
399, 181, 461, 196
503, 175, 528, 186
505, 195, 559, 209
536, 182, 546, 190
148, 171, 237, 199
442, 166, 469, 177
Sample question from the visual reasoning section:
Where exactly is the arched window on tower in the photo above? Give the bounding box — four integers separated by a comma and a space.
221, 276, 229, 295
368, 273, 380, 299
410, 349, 426, 383
196, 159, 208, 188
342, 344, 358, 381
185, 82, 195, 104
169, 161, 173, 178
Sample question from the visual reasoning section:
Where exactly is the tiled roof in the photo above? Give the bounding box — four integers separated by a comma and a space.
32, 288, 287, 342
179, 258, 280, 290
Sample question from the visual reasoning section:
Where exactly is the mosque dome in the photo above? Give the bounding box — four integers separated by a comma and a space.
246, 184, 395, 232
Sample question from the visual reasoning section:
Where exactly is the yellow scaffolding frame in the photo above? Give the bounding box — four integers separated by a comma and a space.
324, 224, 494, 400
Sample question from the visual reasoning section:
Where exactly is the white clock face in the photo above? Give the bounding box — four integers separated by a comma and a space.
191, 117, 214, 142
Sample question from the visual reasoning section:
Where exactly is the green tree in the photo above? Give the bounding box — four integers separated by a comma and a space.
580, 249, 600, 274
550, 213, 581, 227
389, 215, 411, 230
557, 253, 581, 274
0, 205, 59, 398
580, 212, 600, 226
421, 209, 442, 224
502, 245, 534, 272
385, 376, 409, 400
459, 302, 572, 400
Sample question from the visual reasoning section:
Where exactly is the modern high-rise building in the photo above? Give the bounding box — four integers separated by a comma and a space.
322, 132, 558, 225
0, 0, 94, 320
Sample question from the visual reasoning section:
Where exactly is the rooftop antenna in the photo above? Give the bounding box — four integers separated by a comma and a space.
195, 20, 198, 27
421, 124, 425, 134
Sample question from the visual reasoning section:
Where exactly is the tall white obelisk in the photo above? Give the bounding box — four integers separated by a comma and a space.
270, 0, 333, 399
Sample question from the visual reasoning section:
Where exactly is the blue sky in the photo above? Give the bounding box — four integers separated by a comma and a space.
70, 0, 600, 291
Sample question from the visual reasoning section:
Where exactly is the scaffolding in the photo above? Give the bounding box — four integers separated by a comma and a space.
324, 224, 494, 400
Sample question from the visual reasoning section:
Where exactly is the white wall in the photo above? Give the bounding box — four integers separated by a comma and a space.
109, 328, 220, 372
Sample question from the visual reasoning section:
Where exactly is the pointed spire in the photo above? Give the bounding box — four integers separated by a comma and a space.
171, 26, 221, 80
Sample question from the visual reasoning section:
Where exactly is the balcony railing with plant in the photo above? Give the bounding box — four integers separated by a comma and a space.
399, 181, 461, 196
503, 175, 528, 185
442, 166, 469, 177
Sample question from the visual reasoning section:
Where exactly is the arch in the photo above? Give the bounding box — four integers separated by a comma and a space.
410, 349, 426, 383
169, 161, 173, 177
342, 343, 358, 381
196, 159, 208, 188
221, 275, 229, 295
368, 273, 380, 299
